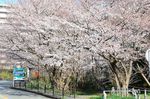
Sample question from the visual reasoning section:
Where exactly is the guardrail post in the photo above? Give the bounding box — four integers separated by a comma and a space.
25, 81, 26, 89
132, 88, 137, 99
111, 87, 115, 95
137, 93, 140, 99
37, 81, 39, 92
31, 83, 32, 90
135, 93, 137, 99
137, 89, 140, 99
62, 87, 65, 99
121, 88, 123, 97
103, 91, 107, 99
19, 81, 21, 88
13, 80, 15, 87
126, 88, 128, 96
144, 90, 147, 99
117, 87, 120, 96
44, 85, 46, 93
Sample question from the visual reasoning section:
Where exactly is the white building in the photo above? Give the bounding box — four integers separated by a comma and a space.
0, 4, 16, 69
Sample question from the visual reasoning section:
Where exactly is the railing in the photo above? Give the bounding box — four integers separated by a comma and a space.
13, 80, 73, 99
102, 87, 150, 99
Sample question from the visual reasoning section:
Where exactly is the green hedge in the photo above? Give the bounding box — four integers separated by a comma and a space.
0, 71, 13, 80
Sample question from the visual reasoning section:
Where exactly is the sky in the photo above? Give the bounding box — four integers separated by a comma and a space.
0, 0, 16, 4
0, 0, 6, 4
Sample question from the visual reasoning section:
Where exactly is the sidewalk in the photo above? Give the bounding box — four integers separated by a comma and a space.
10, 87, 61, 99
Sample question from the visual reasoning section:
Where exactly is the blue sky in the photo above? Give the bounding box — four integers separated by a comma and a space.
0, 0, 6, 4
0, 0, 16, 4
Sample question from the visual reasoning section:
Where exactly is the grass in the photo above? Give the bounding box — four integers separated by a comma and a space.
90, 96, 101, 99
89, 94, 150, 99
89, 95, 134, 99
87, 94, 135, 99
107, 95, 134, 99
0, 71, 13, 80
139, 94, 150, 99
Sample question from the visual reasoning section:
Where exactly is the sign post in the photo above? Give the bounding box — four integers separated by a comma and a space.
13, 66, 26, 87
146, 49, 150, 65
146, 49, 150, 76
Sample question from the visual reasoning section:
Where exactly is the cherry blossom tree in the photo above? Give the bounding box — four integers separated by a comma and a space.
1, 0, 93, 94
65, 0, 150, 89
1, 0, 150, 92
79, 0, 149, 88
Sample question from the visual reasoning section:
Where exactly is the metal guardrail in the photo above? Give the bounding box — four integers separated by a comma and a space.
103, 87, 149, 99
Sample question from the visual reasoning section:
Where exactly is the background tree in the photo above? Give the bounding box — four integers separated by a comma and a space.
0, 0, 150, 93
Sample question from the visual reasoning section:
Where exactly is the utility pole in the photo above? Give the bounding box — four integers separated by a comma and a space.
37, 58, 40, 92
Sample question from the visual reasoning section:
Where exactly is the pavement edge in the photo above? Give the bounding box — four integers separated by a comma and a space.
10, 87, 61, 99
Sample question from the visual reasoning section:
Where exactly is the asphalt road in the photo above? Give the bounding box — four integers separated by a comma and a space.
0, 80, 51, 99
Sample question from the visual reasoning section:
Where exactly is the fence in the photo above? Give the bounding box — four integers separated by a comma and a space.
13, 79, 77, 99
103, 87, 150, 99
13, 80, 62, 98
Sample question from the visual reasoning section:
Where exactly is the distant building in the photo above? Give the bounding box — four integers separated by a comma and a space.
0, 4, 17, 69
0, 4, 35, 70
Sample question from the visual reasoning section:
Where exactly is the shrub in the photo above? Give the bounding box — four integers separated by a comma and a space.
0, 71, 13, 80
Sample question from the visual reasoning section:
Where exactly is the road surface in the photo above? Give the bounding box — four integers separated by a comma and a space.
0, 81, 51, 99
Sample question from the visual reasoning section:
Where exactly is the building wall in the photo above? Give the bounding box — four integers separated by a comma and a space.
0, 4, 33, 70
0, 5, 14, 69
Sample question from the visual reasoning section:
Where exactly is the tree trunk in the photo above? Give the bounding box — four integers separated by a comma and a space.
114, 75, 121, 89
141, 72, 150, 86
113, 61, 132, 96
114, 75, 129, 96
137, 64, 150, 86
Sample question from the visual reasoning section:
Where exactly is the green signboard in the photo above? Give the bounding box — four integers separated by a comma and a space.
13, 67, 26, 80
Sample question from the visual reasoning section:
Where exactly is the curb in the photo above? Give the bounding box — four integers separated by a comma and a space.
10, 87, 61, 99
